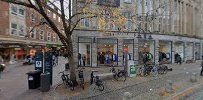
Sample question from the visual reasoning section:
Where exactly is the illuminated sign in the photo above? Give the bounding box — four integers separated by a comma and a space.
97, 0, 120, 7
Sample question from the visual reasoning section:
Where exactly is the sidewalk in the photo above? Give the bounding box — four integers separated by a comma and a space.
0, 57, 201, 100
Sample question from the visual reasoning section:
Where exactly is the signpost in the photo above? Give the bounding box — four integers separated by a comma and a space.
127, 60, 137, 77
35, 51, 43, 71
44, 52, 53, 85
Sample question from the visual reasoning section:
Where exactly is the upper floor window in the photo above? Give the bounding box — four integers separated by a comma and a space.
19, 8, 25, 16
11, 23, 18, 35
47, 32, 51, 41
47, 10, 51, 17
40, 30, 44, 40
31, 13, 35, 22
18, 25, 25, 36
58, 17, 61, 22
11, 5, 17, 15
53, 13, 56, 19
124, 0, 132, 3
30, 27, 36, 39
123, 12, 131, 19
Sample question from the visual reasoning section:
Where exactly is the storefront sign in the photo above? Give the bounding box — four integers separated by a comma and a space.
98, 0, 120, 7
127, 60, 137, 77
97, 38, 117, 44
9, 45, 20, 48
35, 61, 42, 68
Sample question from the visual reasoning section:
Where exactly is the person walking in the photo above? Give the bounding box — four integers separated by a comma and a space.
200, 56, 203, 76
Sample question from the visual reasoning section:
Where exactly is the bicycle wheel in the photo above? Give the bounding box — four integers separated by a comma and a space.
98, 84, 104, 91
67, 80, 74, 91
80, 79, 85, 90
151, 68, 158, 77
117, 72, 126, 81
163, 65, 168, 74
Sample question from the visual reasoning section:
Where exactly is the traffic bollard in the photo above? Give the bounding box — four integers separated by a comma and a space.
165, 80, 173, 93
123, 92, 132, 100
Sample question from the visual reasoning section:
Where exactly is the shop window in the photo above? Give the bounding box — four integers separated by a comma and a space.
123, 39, 134, 64
11, 5, 17, 15
40, 30, 44, 40
18, 25, 25, 36
97, 38, 118, 66
78, 37, 92, 67
11, 23, 18, 35
138, 40, 155, 64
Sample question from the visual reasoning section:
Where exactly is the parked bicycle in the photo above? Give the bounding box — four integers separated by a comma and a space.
110, 65, 127, 81
77, 67, 85, 90
90, 70, 104, 91
58, 71, 74, 90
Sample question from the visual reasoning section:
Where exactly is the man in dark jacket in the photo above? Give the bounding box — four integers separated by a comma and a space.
200, 56, 203, 76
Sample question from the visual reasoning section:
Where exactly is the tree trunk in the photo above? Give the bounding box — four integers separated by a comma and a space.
68, 54, 76, 81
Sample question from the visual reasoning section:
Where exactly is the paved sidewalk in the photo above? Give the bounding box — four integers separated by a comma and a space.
0, 58, 201, 100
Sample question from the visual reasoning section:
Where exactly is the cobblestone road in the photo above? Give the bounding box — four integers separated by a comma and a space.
0, 57, 202, 100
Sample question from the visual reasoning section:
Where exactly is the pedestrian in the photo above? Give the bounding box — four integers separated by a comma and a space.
200, 56, 203, 76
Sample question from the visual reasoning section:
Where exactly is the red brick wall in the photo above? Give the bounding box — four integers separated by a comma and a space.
0, 1, 9, 36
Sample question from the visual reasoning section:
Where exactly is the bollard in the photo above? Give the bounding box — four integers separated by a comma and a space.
165, 80, 173, 93
190, 73, 197, 82
123, 92, 132, 100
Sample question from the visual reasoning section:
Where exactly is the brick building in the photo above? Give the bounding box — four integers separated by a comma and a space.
0, 1, 61, 61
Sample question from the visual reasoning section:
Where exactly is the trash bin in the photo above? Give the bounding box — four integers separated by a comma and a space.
40, 72, 50, 92
27, 70, 41, 89
65, 63, 69, 71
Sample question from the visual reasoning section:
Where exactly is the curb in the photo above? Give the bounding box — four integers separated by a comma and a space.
170, 82, 203, 100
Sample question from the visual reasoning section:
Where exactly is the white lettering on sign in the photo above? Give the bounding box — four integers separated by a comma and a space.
35, 61, 42, 68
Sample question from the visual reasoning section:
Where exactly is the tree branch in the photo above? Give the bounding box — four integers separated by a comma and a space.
0, 0, 33, 8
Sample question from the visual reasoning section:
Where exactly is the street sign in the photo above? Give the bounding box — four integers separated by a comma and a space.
35, 61, 42, 68
35, 51, 43, 71
127, 60, 137, 77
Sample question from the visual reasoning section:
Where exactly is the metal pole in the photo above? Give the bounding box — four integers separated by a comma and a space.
43, 50, 45, 73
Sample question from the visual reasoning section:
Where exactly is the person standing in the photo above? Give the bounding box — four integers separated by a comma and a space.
82, 54, 86, 67
200, 56, 203, 76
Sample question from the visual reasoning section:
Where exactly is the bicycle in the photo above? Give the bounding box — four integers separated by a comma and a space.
58, 71, 74, 90
150, 64, 158, 77
90, 70, 104, 91
77, 67, 85, 90
110, 66, 127, 81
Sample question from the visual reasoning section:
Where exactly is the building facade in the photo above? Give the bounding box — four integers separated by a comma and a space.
0, 1, 61, 61
72, 0, 203, 67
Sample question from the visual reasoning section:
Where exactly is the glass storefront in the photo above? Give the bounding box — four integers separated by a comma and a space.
159, 41, 172, 63
185, 42, 194, 61
97, 38, 117, 66
195, 43, 201, 60
78, 37, 92, 67
123, 39, 134, 66
138, 39, 155, 64
174, 42, 184, 61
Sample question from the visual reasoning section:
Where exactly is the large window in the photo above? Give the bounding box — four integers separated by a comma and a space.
47, 32, 51, 41
39, 30, 44, 40
19, 8, 25, 16
11, 23, 18, 35
78, 37, 92, 67
97, 38, 117, 66
30, 28, 36, 39
18, 25, 25, 36
11, 5, 17, 15
123, 39, 134, 65
31, 13, 35, 22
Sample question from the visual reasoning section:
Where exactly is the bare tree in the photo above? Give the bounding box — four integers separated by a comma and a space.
0, 0, 125, 82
